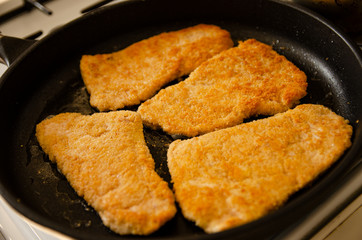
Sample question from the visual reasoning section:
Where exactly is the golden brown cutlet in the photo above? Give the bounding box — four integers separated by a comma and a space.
138, 39, 307, 137
80, 24, 233, 111
167, 104, 352, 233
36, 111, 176, 235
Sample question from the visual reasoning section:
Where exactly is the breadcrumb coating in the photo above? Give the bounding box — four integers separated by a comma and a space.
167, 104, 352, 233
36, 111, 176, 235
80, 24, 233, 111
138, 39, 307, 137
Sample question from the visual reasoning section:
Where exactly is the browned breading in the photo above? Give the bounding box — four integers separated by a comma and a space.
36, 111, 176, 235
138, 39, 307, 137
167, 104, 352, 233
80, 24, 233, 111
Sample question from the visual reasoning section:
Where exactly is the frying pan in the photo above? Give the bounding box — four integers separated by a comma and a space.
0, 0, 361, 239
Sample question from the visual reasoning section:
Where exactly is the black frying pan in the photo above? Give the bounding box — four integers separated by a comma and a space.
0, 0, 361, 239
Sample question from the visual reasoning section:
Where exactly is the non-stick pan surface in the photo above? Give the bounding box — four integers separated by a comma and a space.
0, 0, 361, 239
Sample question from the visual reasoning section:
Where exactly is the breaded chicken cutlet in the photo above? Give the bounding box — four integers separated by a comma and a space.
36, 111, 176, 235
80, 24, 233, 111
138, 39, 307, 137
167, 104, 352, 233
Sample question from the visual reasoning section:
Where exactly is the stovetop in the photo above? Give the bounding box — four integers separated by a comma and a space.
0, 0, 124, 76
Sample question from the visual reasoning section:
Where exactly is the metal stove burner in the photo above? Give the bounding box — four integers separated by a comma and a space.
0, 0, 53, 23
0, 0, 119, 40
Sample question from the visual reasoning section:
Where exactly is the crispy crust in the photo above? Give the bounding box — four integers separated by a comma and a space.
167, 104, 352, 233
80, 24, 233, 111
36, 111, 176, 235
138, 39, 308, 137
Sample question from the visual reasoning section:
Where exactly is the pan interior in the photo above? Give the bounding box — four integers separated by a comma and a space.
0, 0, 361, 239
